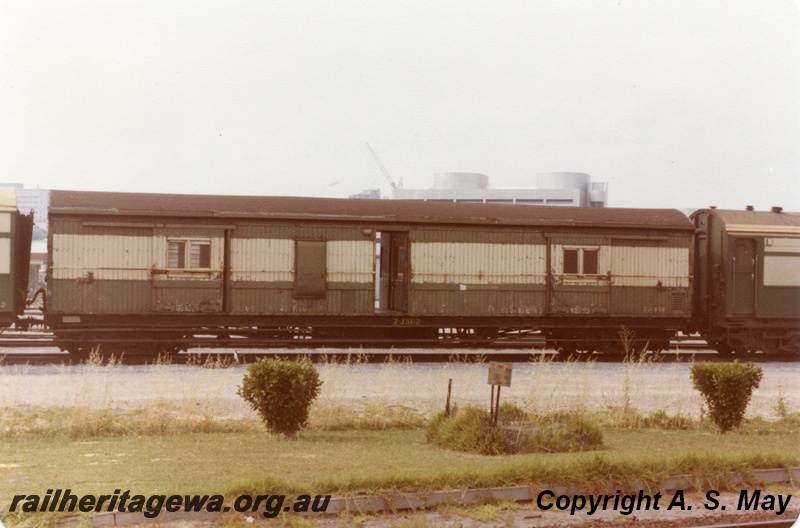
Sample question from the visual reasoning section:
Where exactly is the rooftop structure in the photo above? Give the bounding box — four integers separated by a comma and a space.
392, 172, 608, 207
0, 184, 49, 223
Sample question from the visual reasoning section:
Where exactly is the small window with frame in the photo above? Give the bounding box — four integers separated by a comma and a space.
562, 247, 599, 276
168, 239, 212, 269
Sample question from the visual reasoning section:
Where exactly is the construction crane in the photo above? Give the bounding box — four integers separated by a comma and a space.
366, 143, 402, 190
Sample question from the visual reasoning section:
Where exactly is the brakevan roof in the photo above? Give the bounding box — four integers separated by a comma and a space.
49, 190, 694, 231
694, 208, 800, 236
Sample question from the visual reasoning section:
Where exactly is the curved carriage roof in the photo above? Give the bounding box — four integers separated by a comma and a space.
49, 190, 694, 232
693, 208, 800, 236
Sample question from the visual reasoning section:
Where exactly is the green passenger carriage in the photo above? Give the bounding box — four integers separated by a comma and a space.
692, 207, 800, 354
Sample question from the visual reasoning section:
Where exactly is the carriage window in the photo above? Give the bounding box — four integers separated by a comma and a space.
563, 249, 579, 274
563, 247, 599, 275
583, 249, 598, 274
168, 241, 186, 268
168, 239, 211, 269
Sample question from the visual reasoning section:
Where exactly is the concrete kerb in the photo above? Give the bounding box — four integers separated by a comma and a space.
84, 467, 799, 526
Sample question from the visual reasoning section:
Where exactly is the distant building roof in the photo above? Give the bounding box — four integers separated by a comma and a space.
393, 172, 608, 208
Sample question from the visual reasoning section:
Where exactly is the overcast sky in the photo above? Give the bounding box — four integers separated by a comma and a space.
1, 1, 798, 210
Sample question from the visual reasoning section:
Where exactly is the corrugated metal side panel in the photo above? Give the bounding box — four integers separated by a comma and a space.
549, 288, 610, 315
49, 231, 154, 314
408, 237, 547, 316
410, 288, 545, 316
327, 240, 373, 283
229, 236, 373, 314
49, 280, 151, 313
230, 238, 293, 282
609, 287, 689, 316
154, 284, 223, 312
413, 229, 542, 244
52, 234, 151, 280
234, 225, 364, 241
411, 242, 546, 285
230, 286, 292, 314
229, 287, 372, 315
549, 236, 692, 317
610, 247, 690, 287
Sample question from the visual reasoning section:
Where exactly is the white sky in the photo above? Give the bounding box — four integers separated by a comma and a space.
1, 1, 798, 210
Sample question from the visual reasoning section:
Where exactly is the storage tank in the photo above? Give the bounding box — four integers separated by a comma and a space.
536, 172, 591, 206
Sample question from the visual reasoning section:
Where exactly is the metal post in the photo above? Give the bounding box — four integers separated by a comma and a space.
445, 378, 452, 417
490, 385, 495, 422
494, 386, 501, 425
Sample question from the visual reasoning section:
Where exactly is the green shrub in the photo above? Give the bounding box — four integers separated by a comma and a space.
641, 410, 693, 430
238, 358, 323, 439
690, 361, 763, 433
426, 405, 603, 455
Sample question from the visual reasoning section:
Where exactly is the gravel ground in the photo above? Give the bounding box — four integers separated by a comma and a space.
0, 358, 798, 420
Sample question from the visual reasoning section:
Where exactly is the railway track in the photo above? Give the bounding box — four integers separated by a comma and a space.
0, 319, 795, 364
0, 342, 793, 366
0, 328, 713, 349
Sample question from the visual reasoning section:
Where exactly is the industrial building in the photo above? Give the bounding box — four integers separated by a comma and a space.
0, 184, 49, 225
391, 172, 608, 207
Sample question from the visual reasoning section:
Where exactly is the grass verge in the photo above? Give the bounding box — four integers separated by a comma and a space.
0, 423, 797, 506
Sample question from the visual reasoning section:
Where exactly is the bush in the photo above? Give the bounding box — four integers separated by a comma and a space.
426, 404, 603, 455
238, 358, 323, 439
690, 361, 763, 433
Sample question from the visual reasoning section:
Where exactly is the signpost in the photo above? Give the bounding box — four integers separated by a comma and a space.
487, 362, 512, 424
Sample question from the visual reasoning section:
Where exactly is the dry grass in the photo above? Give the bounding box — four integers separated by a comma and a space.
0, 351, 797, 438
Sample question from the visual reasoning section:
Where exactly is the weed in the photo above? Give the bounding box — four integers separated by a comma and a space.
186, 353, 239, 369
383, 353, 413, 365
151, 351, 173, 366
426, 405, 603, 455
0, 403, 259, 438
446, 353, 486, 364
310, 401, 425, 432
606, 408, 694, 430
83, 346, 123, 367
775, 383, 790, 418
